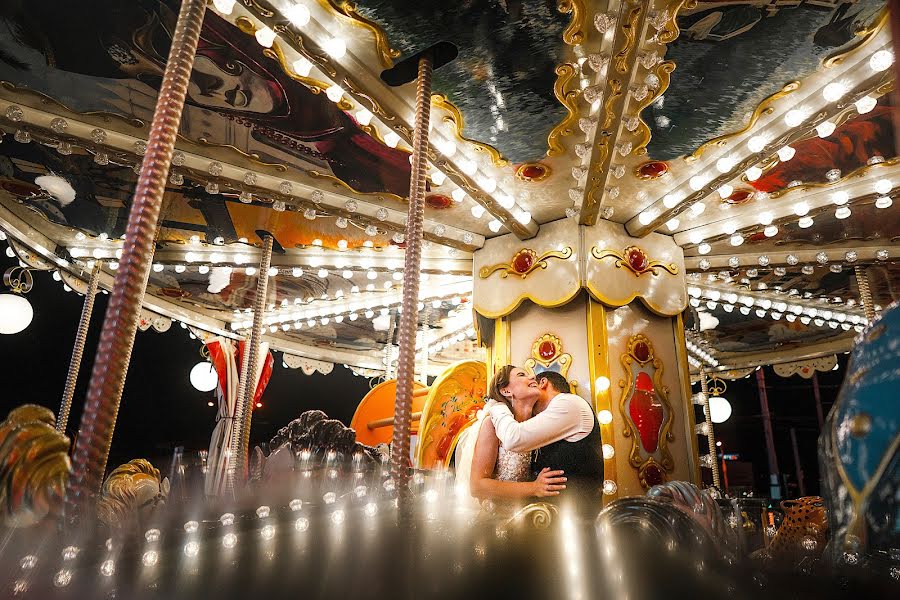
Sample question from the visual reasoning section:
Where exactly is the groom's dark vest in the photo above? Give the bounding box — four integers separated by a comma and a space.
531, 395, 604, 518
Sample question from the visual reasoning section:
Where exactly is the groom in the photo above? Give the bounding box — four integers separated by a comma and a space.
486, 370, 604, 518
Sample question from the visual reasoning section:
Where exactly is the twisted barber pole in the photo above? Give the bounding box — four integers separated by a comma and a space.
229, 234, 274, 490
390, 55, 433, 493
57, 262, 101, 435
64, 0, 206, 519
698, 369, 721, 490
854, 266, 876, 322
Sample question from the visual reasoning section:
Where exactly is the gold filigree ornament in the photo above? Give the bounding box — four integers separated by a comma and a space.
315, 1, 402, 68
523, 333, 573, 380
557, 0, 586, 46
500, 501, 559, 532
617, 335, 675, 489
96, 459, 169, 527
546, 63, 580, 156
479, 246, 573, 279
823, 7, 889, 68
591, 245, 677, 277
431, 94, 509, 167
0, 405, 71, 527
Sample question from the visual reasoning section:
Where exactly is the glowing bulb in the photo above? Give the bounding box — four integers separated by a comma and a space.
323, 37, 346, 58
798, 216, 813, 228
451, 189, 466, 203
831, 191, 849, 205
784, 109, 806, 127
716, 156, 735, 173
383, 132, 401, 148
497, 194, 515, 209
431, 171, 446, 186
515, 209, 531, 225
317, 268, 328, 278
285, 3, 311, 26
869, 50, 893, 72
777, 146, 795, 162
764, 225, 778, 237
822, 82, 847, 102
638, 210, 655, 225
717, 184, 733, 199
597, 410, 613, 425
835, 206, 851, 219
665, 218, 680, 231
293, 57, 313, 77
793, 202, 810, 216
758, 211, 774, 225
745, 166, 763, 181
602, 444, 615, 460
816, 121, 836, 138
254, 27, 276, 48
325, 85, 344, 103
747, 135, 768, 153
212, 0, 236, 14
488, 219, 502, 233
355, 108, 373, 126
855, 96, 877, 114
662, 194, 680, 208
698, 243, 711, 255
690, 202, 706, 215
873, 179, 892, 194
477, 176, 496, 193
689, 175, 709, 191
470, 205, 486, 218
875, 196, 892, 209
729, 234, 744, 246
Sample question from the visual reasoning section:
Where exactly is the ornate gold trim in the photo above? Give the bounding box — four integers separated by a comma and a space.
195, 137, 289, 172
501, 502, 559, 530
823, 8, 890, 69
617, 334, 675, 488
602, 79, 624, 129
632, 61, 676, 156
0, 81, 145, 129
557, 0, 586, 46
657, 0, 697, 44
306, 169, 406, 204
614, 6, 643, 74
523, 333, 573, 380
479, 246, 573, 279
546, 64, 580, 157
768, 157, 899, 199
686, 81, 801, 161
431, 94, 509, 167
515, 163, 552, 183
315, 1, 402, 68
474, 285, 582, 320
242, 0, 274, 18
591, 245, 678, 277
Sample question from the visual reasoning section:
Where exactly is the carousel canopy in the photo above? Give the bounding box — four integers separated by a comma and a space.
0, 0, 895, 375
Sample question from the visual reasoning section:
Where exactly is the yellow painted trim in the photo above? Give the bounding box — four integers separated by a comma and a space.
675, 314, 702, 485
587, 298, 616, 506
474, 284, 582, 320
583, 282, 686, 317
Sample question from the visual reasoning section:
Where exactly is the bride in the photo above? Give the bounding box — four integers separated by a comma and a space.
455, 365, 567, 511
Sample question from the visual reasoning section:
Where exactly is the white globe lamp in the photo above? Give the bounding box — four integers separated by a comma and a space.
708, 395, 732, 424
0, 293, 33, 334
190, 361, 218, 392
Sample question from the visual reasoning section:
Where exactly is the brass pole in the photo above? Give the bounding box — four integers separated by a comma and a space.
854, 265, 876, 322
230, 234, 274, 489
57, 262, 101, 435
698, 369, 721, 490
390, 54, 433, 493
64, 0, 206, 518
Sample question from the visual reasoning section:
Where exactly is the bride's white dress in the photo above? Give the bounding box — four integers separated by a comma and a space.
454, 411, 531, 513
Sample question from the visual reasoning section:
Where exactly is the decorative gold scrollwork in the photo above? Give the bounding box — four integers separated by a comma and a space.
524, 333, 573, 380
557, 0, 586, 46
479, 246, 573, 280
591, 245, 677, 277
546, 64, 580, 156
3, 266, 33, 294
315, 1, 402, 68
614, 6, 643, 74
431, 95, 509, 167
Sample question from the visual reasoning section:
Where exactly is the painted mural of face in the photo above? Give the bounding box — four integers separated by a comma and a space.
188, 55, 277, 114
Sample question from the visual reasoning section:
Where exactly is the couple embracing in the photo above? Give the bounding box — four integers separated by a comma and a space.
456, 366, 604, 519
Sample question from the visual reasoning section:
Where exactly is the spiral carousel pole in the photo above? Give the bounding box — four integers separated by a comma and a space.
64, 0, 206, 519
854, 266, 876, 322
229, 234, 274, 490
698, 369, 721, 490
57, 262, 101, 435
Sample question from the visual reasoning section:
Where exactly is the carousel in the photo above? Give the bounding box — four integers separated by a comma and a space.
0, 0, 897, 597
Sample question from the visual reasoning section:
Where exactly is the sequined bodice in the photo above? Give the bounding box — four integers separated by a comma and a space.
494, 446, 532, 482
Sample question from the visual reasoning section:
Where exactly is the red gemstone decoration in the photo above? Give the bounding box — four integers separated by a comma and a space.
626, 247, 649, 272
637, 161, 668, 179
538, 341, 557, 360
726, 189, 753, 204
512, 251, 534, 273
630, 371, 663, 453
633, 341, 651, 362
643, 463, 665, 487
518, 163, 548, 181
425, 194, 452, 209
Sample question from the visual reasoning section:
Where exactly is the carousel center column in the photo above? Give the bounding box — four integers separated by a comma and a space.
473, 217, 700, 503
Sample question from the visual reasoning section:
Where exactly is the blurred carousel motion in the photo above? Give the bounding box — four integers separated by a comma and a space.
0, 0, 897, 597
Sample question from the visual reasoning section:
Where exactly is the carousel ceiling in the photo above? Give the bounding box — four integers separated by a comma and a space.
0, 0, 895, 375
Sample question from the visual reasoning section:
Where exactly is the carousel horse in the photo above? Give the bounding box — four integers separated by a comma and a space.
0, 404, 70, 527
96, 458, 169, 527
819, 301, 900, 565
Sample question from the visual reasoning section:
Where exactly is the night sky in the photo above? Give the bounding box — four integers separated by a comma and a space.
0, 251, 845, 498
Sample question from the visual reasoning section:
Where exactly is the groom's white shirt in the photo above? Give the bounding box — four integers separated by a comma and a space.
486, 392, 595, 453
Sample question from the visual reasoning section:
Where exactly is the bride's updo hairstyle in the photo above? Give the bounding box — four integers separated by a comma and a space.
487, 365, 516, 405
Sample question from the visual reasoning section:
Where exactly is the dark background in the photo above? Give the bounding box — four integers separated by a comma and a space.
0, 251, 845, 498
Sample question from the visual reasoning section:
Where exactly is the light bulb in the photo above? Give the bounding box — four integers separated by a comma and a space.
477, 176, 496, 193
488, 219, 502, 233
777, 146, 795, 162
758, 211, 774, 225
764, 224, 778, 237
597, 410, 613, 425
690, 202, 706, 215
293, 57, 313, 77
855, 96, 877, 114
355, 108, 373, 126
383, 132, 400, 148
835, 206, 851, 219
729, 234, 744, 246
638, 210, 655, 225
212, 0, 236, 14
716, 156, 735, 173
698, 243, 711, 255
497, 194, 515, 209
869, 50, 894, 72
784, 109, 806, 127
515, 209, 531, 225
689, 175, 708, 191
793, 202, 810, 216
317, 268, 328, 278
323, 37, 346, 58
254, 27, 276, 48
689, 231, 704, 245
831, 191, 849, 205
451, 189, 466, 203
798, 216, 813, 228
747, 135, 768, 153
665, 218, 680, 231
431, 171, 446, 186
875, 196, 892, 209
816, 121, 836, 138
470, 205, 485, 218
285, 3, 311, 26
663, 193, 681, 208
745, 166, 762, 181
822, 82, 847, 102
325, 85, 344, 103
873, 179, 892, 194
